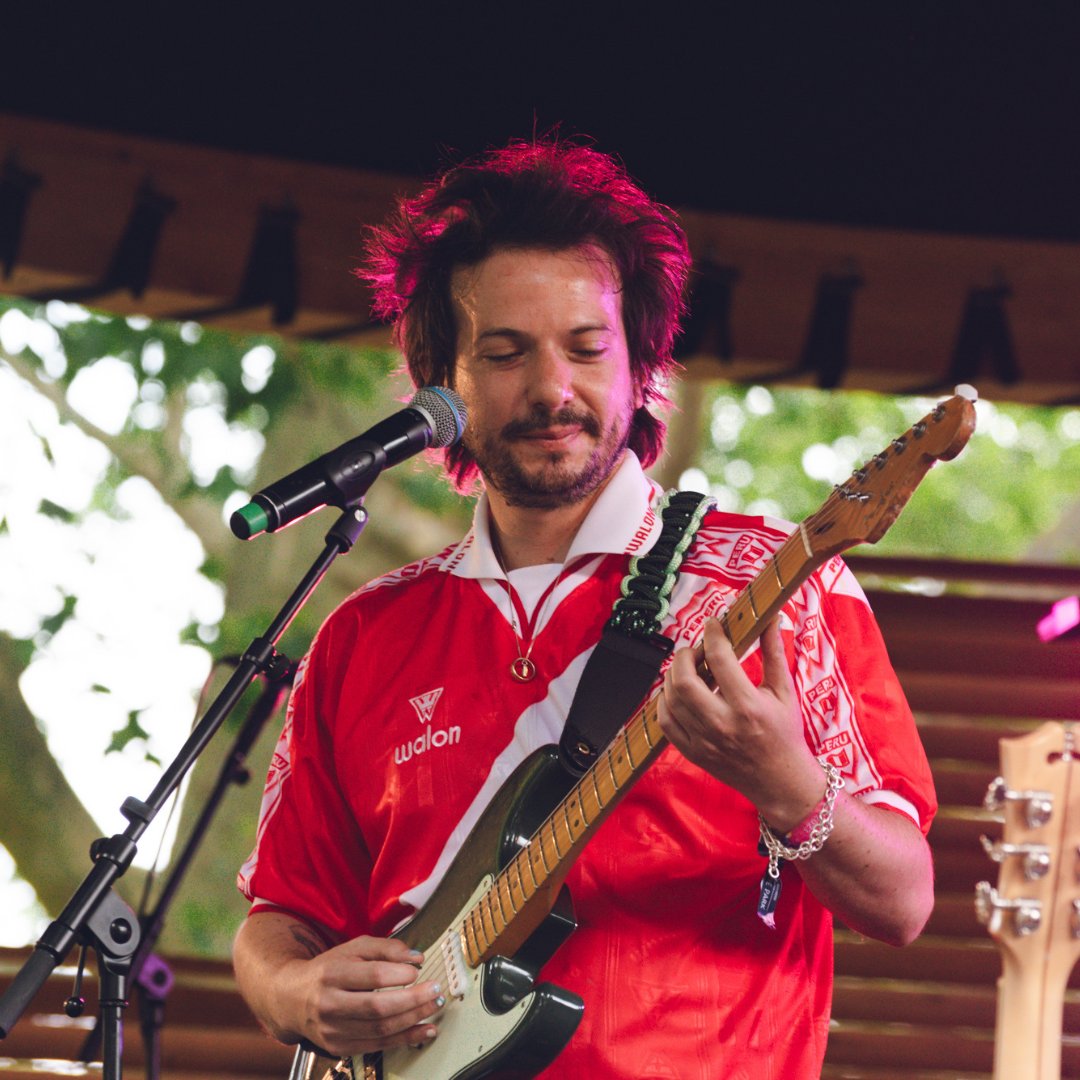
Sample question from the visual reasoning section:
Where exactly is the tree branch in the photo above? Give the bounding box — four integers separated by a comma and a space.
0, 634, 146, 916
0, 346, 230, 560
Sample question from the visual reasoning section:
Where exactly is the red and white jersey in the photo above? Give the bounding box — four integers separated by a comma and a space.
238, 453, 936, 1079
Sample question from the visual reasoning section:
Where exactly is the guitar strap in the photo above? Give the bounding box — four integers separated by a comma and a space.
558, 490, 713, 777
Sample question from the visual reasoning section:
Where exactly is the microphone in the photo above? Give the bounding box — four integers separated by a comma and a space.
230, 386, 467, 539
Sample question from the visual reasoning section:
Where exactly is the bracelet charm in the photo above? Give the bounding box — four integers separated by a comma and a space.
758, 759, 845, 881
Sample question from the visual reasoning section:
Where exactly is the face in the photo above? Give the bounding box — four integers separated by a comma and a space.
450, 246, 641, 509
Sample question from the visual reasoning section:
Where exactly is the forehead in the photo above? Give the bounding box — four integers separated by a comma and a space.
450, 245, 622, 333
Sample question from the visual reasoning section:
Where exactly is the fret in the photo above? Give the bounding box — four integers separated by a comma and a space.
642, 709, 657, 747
491, 881, 508, 928
593, 765, 608, 810
467, 908, 486, 955
621, 727, 637, 770
603, 746, 620, 797
572, 786, 590, 827
552, 813, 571, 854
540, 823, 560, 868
725, 594, 751, 639
772, 556, 785, 590
580, 775, 603, 822
510, 855, 529, 906
480, 893, 500, 938
745, 578, 760, 619
610, 743, 630, 785
636, 721, 651, 756
498, 872, 517, 916
564, 792, 585, 837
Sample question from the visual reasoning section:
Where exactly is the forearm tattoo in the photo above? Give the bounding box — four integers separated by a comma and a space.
288, 922, 327, 959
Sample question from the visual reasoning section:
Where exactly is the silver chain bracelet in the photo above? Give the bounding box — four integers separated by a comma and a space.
758, 759, 844, 880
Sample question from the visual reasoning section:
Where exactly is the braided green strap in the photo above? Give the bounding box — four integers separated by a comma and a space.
607, 489, 714, 641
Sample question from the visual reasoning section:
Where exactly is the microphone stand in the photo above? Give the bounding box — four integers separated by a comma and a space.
75, 660, 296, 1078
0, 506, 369, 1079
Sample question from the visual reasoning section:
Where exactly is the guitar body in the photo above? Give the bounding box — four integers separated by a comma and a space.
295, 746, 585, 1080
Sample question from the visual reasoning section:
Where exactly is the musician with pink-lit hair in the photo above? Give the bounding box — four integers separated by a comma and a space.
233, 139, 935, 1079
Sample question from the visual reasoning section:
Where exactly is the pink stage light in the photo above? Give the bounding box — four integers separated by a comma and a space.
1037, 595, 1080, 643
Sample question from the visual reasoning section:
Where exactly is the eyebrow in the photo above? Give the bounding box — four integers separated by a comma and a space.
475, 323, 612, 342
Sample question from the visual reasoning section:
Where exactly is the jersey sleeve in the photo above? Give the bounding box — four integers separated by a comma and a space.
237, 608, 374, 942
793, 556, 937, 834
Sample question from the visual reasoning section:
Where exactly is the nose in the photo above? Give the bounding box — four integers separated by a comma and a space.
528, 346, 574, 412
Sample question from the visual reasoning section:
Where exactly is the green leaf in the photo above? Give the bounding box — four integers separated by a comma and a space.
9, 636, 35, 668
37, 498, 76, 523
31, 430, 55, 465
40, 595, 78, 636
105, 710, 152, 755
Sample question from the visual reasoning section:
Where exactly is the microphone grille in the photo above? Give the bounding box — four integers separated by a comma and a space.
411, 386, 468, 448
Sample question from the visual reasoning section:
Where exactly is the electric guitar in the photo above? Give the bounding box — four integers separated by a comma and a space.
291, 388, 978, 1080
976, 721, 1080, 1080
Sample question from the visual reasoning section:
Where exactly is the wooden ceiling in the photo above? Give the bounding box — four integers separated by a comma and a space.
2, 111, 1079, 405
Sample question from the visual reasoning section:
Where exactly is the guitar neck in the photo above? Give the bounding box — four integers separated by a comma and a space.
461, 527, 822, 966
719, 523, 818, 661
983, 722, 1080, 1080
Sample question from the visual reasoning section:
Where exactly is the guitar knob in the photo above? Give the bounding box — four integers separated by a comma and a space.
979, 836, 1051, 879
974, 881, 1042, 935
983, 776, 1054, 827
984, 777, 1008, 812
1026, 797, 1053, 829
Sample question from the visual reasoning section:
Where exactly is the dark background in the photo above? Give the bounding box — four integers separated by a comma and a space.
4, 4, 1079, 240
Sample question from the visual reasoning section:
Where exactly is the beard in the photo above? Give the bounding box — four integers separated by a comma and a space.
468, 404, 633, 509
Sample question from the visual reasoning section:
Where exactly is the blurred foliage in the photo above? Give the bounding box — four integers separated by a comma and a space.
683, 383, 1080, 564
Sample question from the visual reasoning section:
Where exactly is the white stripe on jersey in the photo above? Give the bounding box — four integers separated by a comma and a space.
397, 642, 595, 916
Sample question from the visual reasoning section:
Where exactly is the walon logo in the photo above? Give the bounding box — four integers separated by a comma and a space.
395, 687, 461, 764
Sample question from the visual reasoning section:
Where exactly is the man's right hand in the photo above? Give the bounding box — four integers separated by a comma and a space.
233, 912, 446, 1056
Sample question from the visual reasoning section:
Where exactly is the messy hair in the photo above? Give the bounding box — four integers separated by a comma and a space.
360, 139, 692, 486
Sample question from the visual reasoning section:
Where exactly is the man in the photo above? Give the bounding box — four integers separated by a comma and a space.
233, 140, 936, 1079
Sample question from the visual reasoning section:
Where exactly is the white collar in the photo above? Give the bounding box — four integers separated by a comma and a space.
442, 452, 666, 580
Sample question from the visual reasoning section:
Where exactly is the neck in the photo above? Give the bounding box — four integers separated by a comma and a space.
486, 470, 618, 571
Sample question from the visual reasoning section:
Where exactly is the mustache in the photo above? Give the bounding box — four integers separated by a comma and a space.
501, 407, 602, 440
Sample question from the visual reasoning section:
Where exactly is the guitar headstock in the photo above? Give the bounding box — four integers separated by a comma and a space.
976, 722, 1080, 980
801, 385, 977, 561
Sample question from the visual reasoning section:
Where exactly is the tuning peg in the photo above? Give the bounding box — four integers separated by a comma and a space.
984, 776, 1053, 828
975, 881, 1042, 935
980, 836, 1051, 879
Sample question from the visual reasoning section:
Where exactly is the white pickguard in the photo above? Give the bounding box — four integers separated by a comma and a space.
292, 875, 546, 1080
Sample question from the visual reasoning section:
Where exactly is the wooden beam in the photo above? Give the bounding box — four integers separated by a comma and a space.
4, 112, 1080, 401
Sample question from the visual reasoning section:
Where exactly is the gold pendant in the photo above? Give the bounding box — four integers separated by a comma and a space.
511, 656, 536, 682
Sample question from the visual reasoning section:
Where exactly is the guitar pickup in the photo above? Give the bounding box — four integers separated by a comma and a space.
975, 881, 1042, 936
983, 776, 1053, 828
980, 835, 1051, 880
441, 931, 469, 1001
